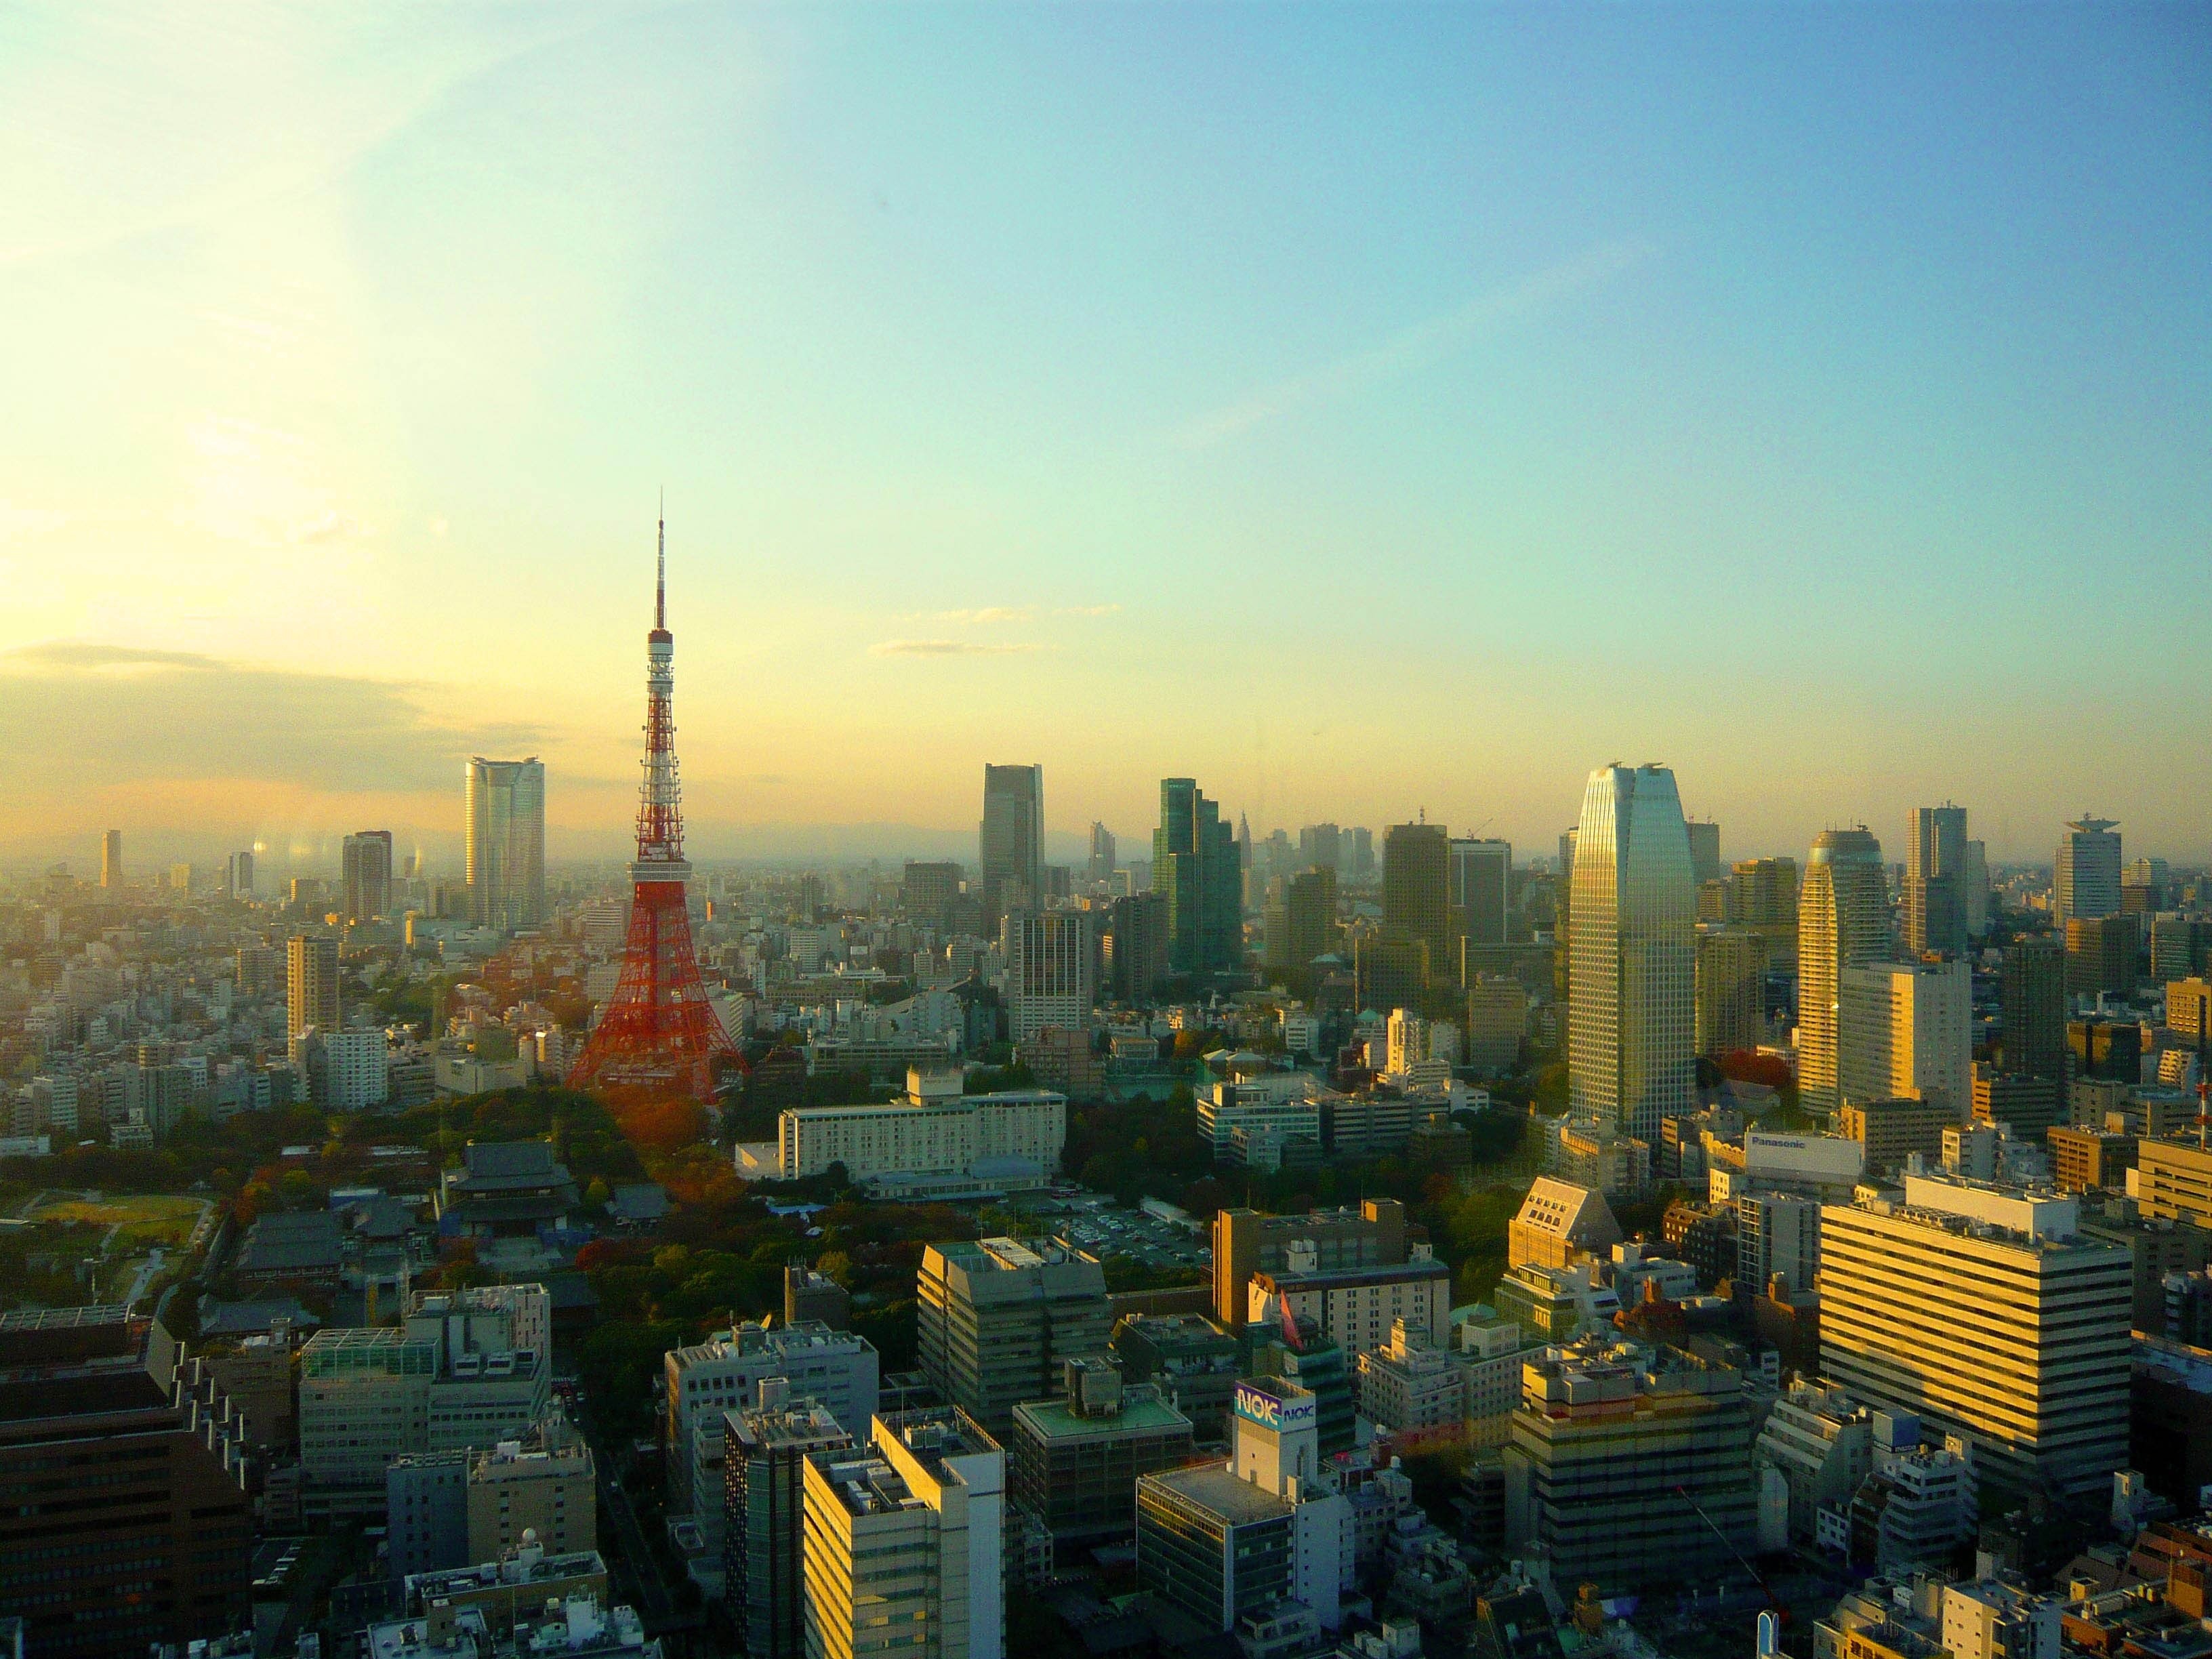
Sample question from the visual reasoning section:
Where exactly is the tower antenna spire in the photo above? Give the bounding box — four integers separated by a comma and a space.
655, 489, 666, 632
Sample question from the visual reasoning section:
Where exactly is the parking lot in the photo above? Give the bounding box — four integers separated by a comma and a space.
1008, 1190, 1210, 1276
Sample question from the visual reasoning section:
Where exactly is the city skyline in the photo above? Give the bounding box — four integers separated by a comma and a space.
3, 6, 2207, 863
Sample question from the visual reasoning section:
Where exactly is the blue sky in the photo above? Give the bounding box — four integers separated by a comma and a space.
1, 2, 2205, 867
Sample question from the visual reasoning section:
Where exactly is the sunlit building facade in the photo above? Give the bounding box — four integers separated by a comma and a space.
1568, 763, 1696, 1145
466, 756, 546, 932
1799, 826, 1889, 1115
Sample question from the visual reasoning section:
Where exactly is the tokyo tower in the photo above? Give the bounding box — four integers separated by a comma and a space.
568, 510, 737, 1100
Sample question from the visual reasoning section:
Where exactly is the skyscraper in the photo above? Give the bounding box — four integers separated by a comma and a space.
1839, 958, 1973, 1117
1685, 820, 1722, 889
1902, 804, 1969, 957
979, 764, 1044, 933
287, 934, 340, 1038
2000, 937, 2066, 1080
100, 828, 122, 889
227, 848, 255, 899
1382, 822, 1454, 983
1962, 838, 1991, 937
1299, 823, 1342, 872
1450, 836, 1513, 951
1153, 779, 1240, 977
1798, 827, 1889, 1115
342, 829, 394, 923
1086, 821, 1116, 884
466, 756, 546, 931
1003, 910, 1094, 1041
1696, 930, 1769, 1057
2055, 817, 2123, 924
1107, 891, 1170, 1002
1568, 764, 1696, 1144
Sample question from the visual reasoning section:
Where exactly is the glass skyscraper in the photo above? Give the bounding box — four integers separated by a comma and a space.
465, 756, 546, 932
1568, 764, 1695, 1144
1153, 778, 1240, 977
1797, 825, 1888, 1115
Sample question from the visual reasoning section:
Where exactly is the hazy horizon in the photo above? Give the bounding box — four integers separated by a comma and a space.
4, 5, 2206, 864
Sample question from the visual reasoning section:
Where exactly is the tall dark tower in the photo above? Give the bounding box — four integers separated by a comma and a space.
569, 511, 737, 1099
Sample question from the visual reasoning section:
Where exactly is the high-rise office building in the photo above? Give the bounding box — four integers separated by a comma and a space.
800, 1410, 1004, 1659
1504, 1337, 1758, 1591
1382, 822, 1454, 982
1798, 827, 1889, 1115
1450, 837, 1513, 952
1283, 867, 1337, 973
1839, 958, 1973, 1117
100, 828, 123, 889
342, 829, 394, 922
1728, 857, 1799, 935
722, 1385, 852, 1659
1153, 779, 1240, 977
1008, 1359, 1193, 1549
1106, 891, 1170, 1002
1686, 820, 1723, 890
1002, 910, 1093, 1041
1568, 764, 1696, 1145
1086, 821, 1116, 884
2055, 817, 2123, 924
1962, 838, 1990, 937
466, 756, 546, 932
916, 1237, 1111, 1438
901, 861, 962, 933
287, 934, 340, 1038
1696, 930, 1770, 1056
0, 1308, 253, 1659
979, 764, 1044, 933
2066, 915, 2139, 1000
1818, 1174, 2131, 1496
226, 848, 255, 898
1902, 804, 1969, 957
1298, 823, 1342, 872
2001, 937, 2066, 1078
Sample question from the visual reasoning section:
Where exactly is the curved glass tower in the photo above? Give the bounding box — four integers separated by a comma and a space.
1797, 825, 1889, 1115
1568, 763, 1696, 1144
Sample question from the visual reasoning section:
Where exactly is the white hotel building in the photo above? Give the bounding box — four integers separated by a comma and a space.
767, 1067, 1067, 1191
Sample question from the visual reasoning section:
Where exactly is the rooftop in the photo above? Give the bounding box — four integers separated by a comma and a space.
1012, 1386, 1192, 1441
1142, 1462, 1294, 1525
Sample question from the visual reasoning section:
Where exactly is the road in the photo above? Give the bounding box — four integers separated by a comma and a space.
598, 1460, 675, 1625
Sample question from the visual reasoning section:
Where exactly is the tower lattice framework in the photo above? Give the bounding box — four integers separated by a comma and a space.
569, 512, 737, 1100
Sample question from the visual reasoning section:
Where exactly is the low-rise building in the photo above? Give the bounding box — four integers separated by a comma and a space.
1355, 1318, 1469, 1441
1506, 1179, 1622, 1271
776, 1067, 1066, 1190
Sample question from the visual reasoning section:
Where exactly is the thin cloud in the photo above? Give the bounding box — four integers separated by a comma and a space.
0, 640, 549, 792
934, 607, 1033, 625
869, 639, 1042, 658
1173, 239, 1658, 449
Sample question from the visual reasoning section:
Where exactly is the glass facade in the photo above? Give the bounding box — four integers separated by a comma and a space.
466, 756, 546, 932
1797, 826, 1887, 1115
1568, 764, 1695, 1145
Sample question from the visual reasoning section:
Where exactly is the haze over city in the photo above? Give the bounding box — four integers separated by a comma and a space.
2, 3, 2207, 871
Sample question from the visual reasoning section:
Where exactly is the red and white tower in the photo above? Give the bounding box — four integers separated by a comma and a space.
569, 512, 737, 1100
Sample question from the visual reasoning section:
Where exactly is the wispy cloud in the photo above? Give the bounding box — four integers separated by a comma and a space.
1173, 239, 1658, 449
0, 640, 548, 792
934, 606, 1033, 625
869, 639, 1042, 658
